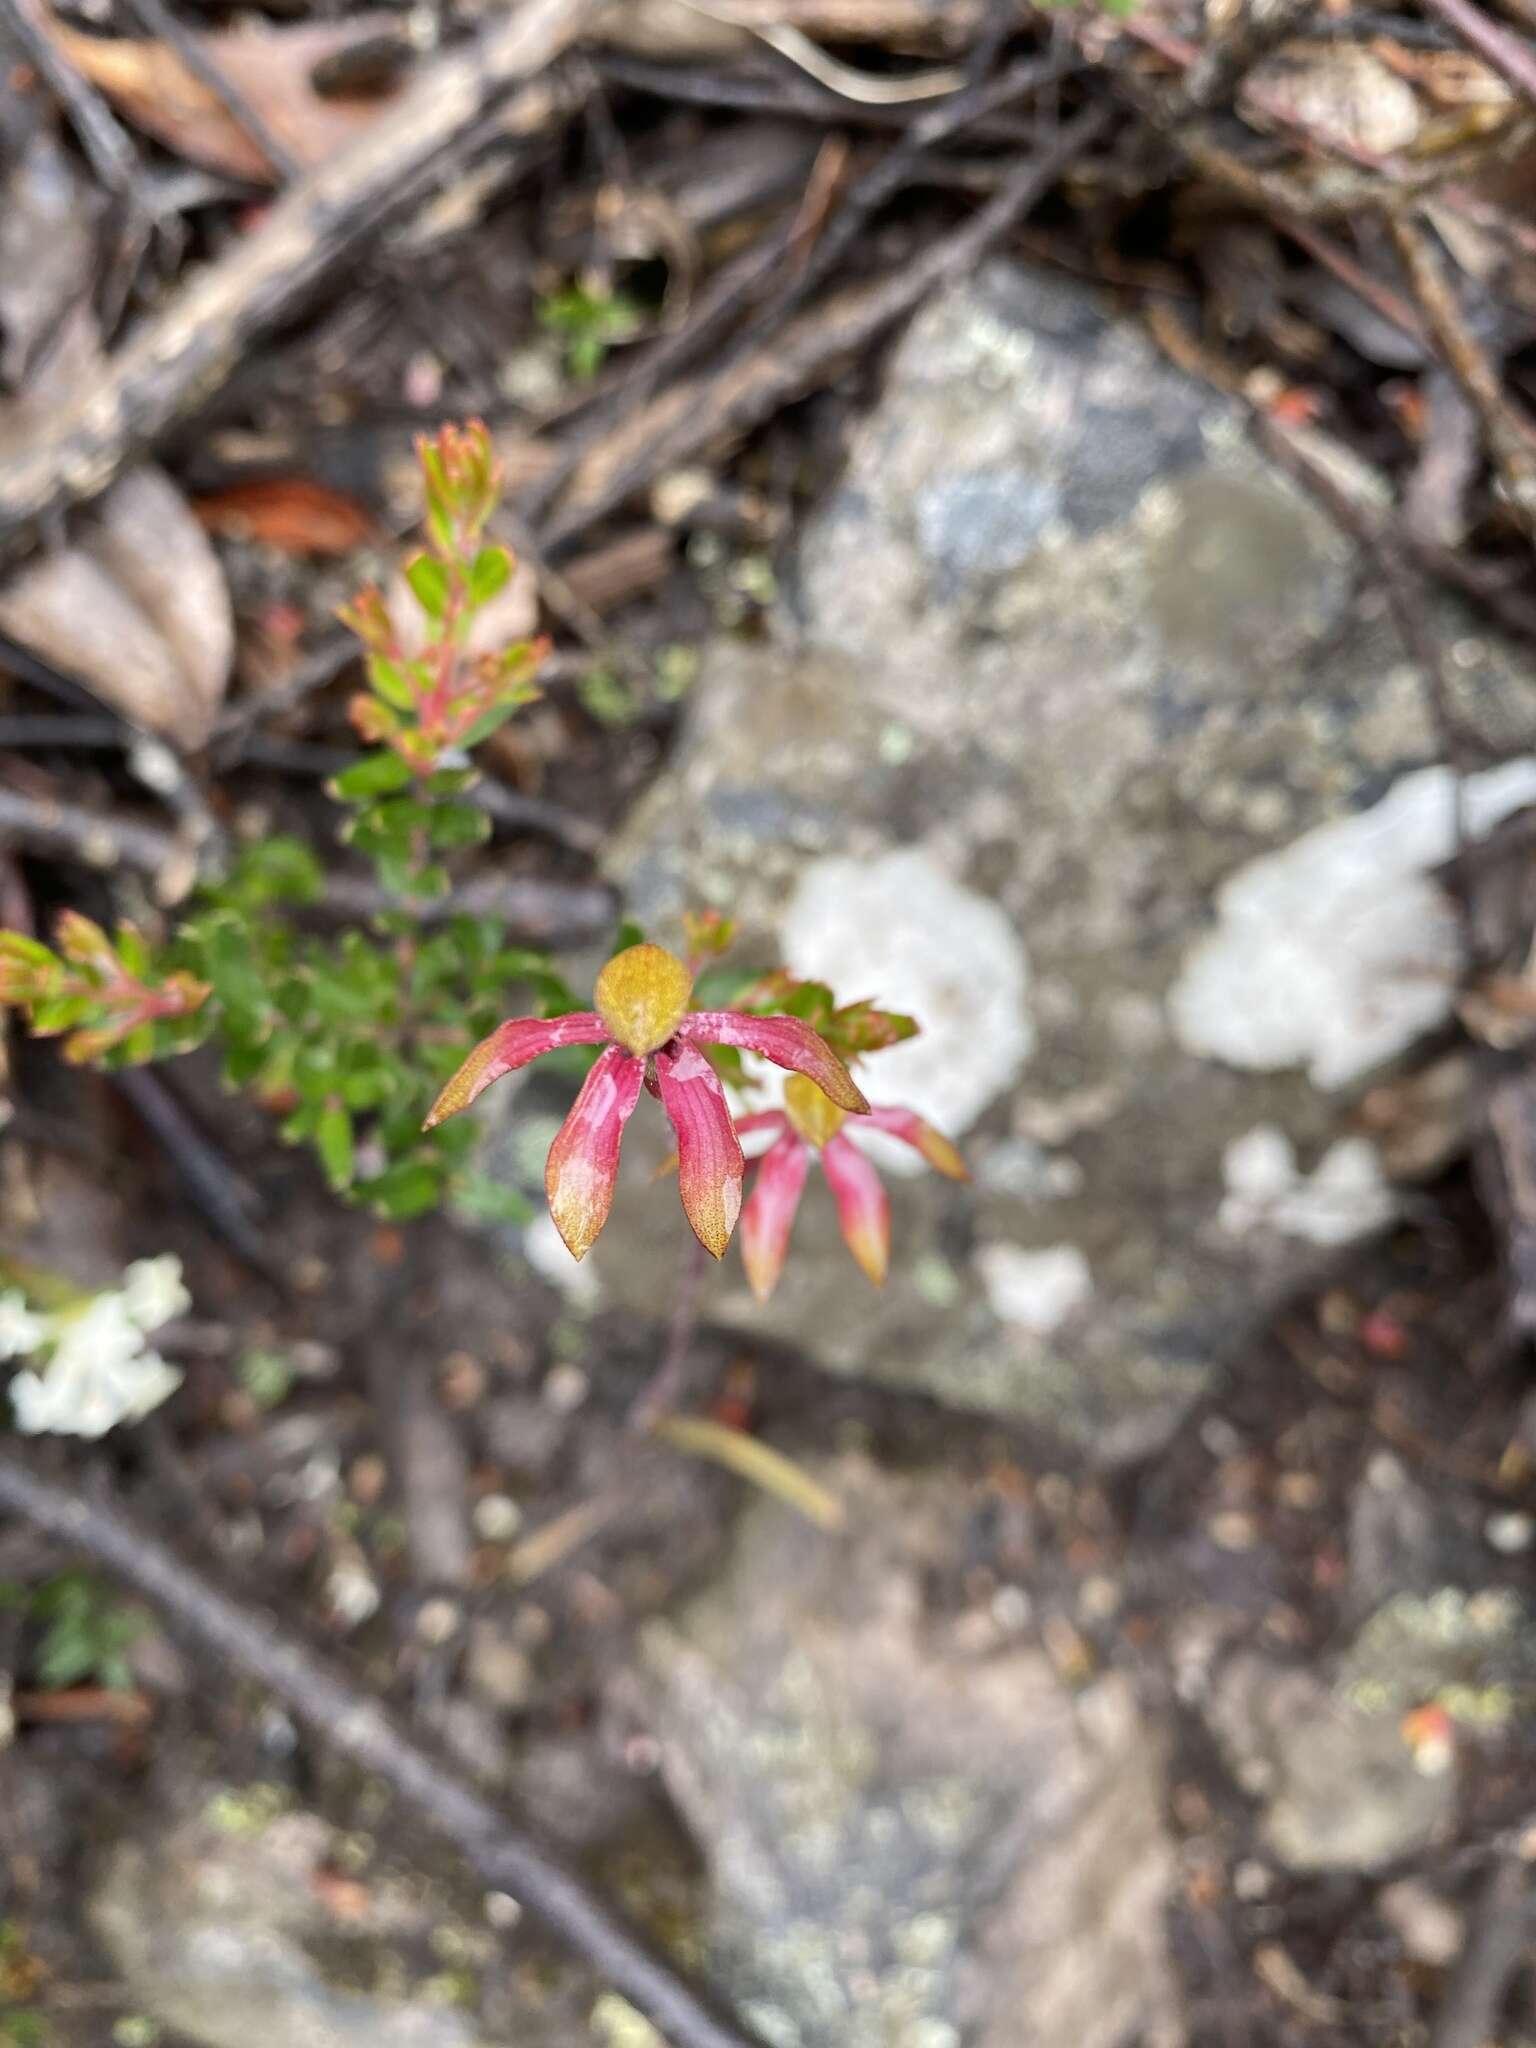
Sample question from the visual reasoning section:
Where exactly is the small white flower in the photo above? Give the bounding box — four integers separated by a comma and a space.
0, 1290, 47, 1361
118, 1255, 191, 1332
10, 1292, 182, 1439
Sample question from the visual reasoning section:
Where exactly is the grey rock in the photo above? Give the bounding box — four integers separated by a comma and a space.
1336, 1585, 1536, 1726
1204, 1651, 1454, 1873
601, 258, 1536, 1458
90, 1784, 493, 2048
1344, 1451, 1485, 1623
637, 1453, 1183, 2048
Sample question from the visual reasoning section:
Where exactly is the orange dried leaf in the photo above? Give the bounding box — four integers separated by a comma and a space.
194, 479, 376, 556
42, 13, 403, 184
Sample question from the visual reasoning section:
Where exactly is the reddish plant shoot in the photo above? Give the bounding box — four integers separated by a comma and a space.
338, 420, 546, 780
0, 914, 209, 1065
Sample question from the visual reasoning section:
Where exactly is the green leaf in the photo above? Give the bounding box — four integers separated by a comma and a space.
114, 924, 152, 977
368, 656, 417, 712
451, 1169, 534, 1226
121, 1024, 156, 1064
215, 836, 323, 909
223, 1038, 271, 1088
30, 995, 92, 1034
692, 965, 760, 1010
459, 701, 522, 749
611, 919, 646, 956
280, 1101, 320, 1144
330, 751, 413, 802
204, 919, 273, 1023
405, 553, 451, 620
428, 802, 490, 850
363, 1159, 443, 1219
316, 1103, 355, 1190
0, 932, 56, 967
402, 863, 450, 900
468, 545, 512, 606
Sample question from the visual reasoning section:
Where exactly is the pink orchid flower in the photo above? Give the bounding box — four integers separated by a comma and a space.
424, 943, 868, 1261
737, 1073, 967, 1301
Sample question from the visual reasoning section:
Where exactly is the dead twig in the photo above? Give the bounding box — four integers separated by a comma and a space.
0, 782, 615, 939
1418, 0, 1536, 108
542, 100, 1116, 546
113, 1065, 279, 1284
1430, 1844, 1536, 2048
768, 48, 1071, 324
593, 50, 1038, 135
626, 1232, 711, 1432
0, 783, 205, 903
0, 1448, 770, 2048
1180, 0, 1319, 112
0, 0, 599, 563
0, 0, 140, 192
1388, 211, 1536, 535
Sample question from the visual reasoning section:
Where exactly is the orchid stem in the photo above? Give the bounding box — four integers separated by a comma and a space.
627, 1231, 710, 1433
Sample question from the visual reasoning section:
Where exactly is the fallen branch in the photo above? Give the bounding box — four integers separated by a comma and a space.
0, 0, 597, 562
1389, 212, 1536, 536
0, 1448, 768, 2048
0, 784, 615, 939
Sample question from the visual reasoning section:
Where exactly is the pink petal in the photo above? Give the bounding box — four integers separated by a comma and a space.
859, 1105, 968, 1180
544, 1047, 645, 1259
733, 1110, 790, 1162
739, 1130, 811, 1302
678, 1011, 868, 1114
424, 1013, 607, 1128
821, 1131, 890, 1288
654, 1041, 745, 1258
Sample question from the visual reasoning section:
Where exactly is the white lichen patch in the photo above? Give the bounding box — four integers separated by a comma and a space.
1169, 759, 1536, 1088
780, 848, 1034, 1166
1219, 1125, 1397, 1248
976, 1243, 1092, 1334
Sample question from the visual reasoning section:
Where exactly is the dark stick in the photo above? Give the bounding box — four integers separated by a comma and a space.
1389, 212, 1536, 536
113, 1066, 279, 1283
0, 0, 140, 192
0, 782, 616, 938
1430, 1846, 1536, 2048
592, 50, 1039, 137
543, 101, 1116, 546
771, 49, 1070, 323
627, 1231, 711, 1433
0, 0, 596, 562
1418, 0, 1536, 107
0, 1449, 768, 2048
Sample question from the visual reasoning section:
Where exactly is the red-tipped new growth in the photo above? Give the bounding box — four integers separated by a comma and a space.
736, 1073, 967, 1302
0, 915, 209, 1065
424, 943, 866, 1261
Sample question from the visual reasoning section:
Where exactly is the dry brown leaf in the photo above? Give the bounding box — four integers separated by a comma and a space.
42, 12, 404, 184
193, 477, 376, 555
0, 128, 96, 390
0, 474, 232, 743
0, 312, 233, 744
